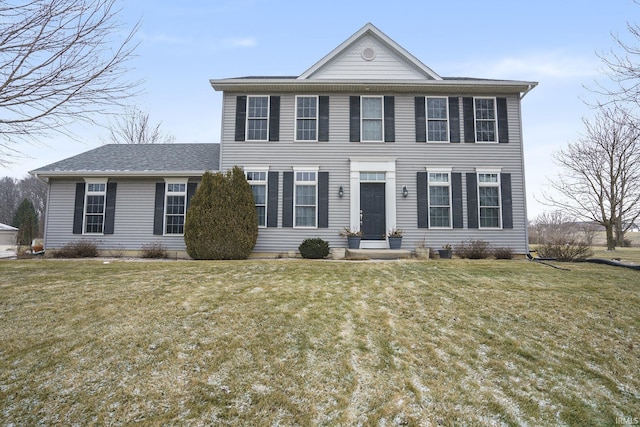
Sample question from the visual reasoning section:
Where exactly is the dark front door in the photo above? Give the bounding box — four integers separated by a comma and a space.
360, 183, 386, 240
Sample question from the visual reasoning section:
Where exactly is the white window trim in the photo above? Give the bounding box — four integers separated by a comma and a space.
476, 168, 502, 229
426, 167, 453, 229
294, 95, 319, 142
293, 166, 319, 229
246, 95, 270, 141
82, 178, 107, 235
361, 95, 384, 142
163, 178, 188, 236
426, 97, 450, 143
474, 97, 498, 143
245, 167, 269, 228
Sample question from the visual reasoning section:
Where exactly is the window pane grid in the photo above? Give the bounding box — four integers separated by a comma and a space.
247, 96, 269, 141
296, 97, 318, 141
426, 98, 448, 142
478, 173, 501, 228
362, 97, 383, 141
475, 98, 496, 142
165, 183, 187, 234
84, 183, 106, 234
427, 172, 451, 228
294, 172, 317, 227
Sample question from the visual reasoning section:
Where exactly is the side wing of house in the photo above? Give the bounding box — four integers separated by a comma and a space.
31, 144, 220, 256
211, 23, 537, 255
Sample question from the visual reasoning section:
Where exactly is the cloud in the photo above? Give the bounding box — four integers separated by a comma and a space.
138, 31, 190, 45
223, 37, 257, 48
450, 50, 601, 81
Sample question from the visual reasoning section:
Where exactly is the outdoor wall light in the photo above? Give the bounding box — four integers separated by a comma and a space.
338, 185, 344, 198
402, 185, 409, 198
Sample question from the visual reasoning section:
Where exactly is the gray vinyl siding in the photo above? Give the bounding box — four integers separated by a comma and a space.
223, 92, 529, 254
44, 178, 194, 252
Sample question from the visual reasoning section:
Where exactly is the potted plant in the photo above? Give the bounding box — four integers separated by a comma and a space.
339, 226, 363, 249
387, 228, 403, 249
438, 243, 453, 259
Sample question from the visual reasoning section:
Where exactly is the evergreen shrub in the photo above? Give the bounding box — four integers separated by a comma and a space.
184, 167, 258, 260
298, 238, 330, 259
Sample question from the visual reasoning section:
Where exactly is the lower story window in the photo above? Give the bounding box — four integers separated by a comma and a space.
428, 171, 451, 228
478, 172, 501, 228
84, 181, 106, 234
246, 171, 267, 227
295, 170, 317, 227
165, 182, 186, 234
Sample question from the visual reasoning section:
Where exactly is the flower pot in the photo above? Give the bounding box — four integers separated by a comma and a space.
347, 236, 361, 249
388, 236, 402, 249
438, 249, 452, 259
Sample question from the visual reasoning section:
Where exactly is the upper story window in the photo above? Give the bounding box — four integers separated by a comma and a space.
246, 170, 268, 227
475, 98, 497, 142
296, 96, 318, 141
478, 172, 501, 228
427, 97, 449, 142
165, 181, 187, 234
247, 96, 269, 141
294, 170, 317, 228
361, 96, 383, 142
428, 171, 452, 228
84, 181, 107, 234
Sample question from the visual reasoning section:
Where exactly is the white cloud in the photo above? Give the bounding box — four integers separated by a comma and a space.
223, 37, 257, 48
139, 31, 190, 44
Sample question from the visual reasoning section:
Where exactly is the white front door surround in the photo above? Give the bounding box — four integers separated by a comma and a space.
349, 158, 397, 249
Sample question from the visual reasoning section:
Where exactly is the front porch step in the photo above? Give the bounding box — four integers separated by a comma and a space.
345, 248, 412, 260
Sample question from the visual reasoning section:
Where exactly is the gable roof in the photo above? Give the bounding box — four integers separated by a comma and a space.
30, 144, 220, 178
210, 23, 537, 97
298, 22, 441, 80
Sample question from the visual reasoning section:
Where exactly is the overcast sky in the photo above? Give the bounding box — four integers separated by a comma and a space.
2, 0, 638, 218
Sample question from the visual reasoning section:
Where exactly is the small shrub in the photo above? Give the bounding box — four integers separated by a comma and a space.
141, 241, 169, 259
109, 244, 126, 258
455, 240, 491, 259
53, 240, 99, 258
537, 240, 593, 261
298, 238, 330, 259
493, 247, 514, 260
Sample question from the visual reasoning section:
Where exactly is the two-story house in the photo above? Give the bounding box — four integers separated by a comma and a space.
31, 23, 537, 257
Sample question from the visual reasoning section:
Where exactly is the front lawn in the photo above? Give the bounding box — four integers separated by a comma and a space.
0, 259, 638, 425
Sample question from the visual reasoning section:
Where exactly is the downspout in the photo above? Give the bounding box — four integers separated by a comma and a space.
518, 87, 533, 258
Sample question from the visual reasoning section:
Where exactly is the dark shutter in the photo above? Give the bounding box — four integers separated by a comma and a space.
452, 173, 463, 228
235, 96, 247, 141
463, 97, 475, 143
186, 182, 197, 210
282, 171, 294, 228
318, 172, 329, 228
417, 172, 428, 228
497, 97, 509, 143
267, 171, 279, 227
415, 96, 426, 143
466, 173, 478, 229
72, 182, 85, 234
269, 95, 280, 141
153, 182, 165, 235
501, 173, 513, 229
104, 182, 117, 235
384, 96, 395, 142
349, 96, 360, 142
318, 96, 329, 142
449, 97, 460, 143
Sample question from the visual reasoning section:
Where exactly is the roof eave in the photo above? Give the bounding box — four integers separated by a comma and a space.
30, 170, 210, 179
209, 78, 539, 94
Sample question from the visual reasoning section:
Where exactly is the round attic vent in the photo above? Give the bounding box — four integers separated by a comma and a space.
361, 47, 376, 61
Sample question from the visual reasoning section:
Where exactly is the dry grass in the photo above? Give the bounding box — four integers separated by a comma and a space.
1, 258, 639, 426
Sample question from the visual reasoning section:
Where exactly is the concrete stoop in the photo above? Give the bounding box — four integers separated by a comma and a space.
344, 248, 412, 260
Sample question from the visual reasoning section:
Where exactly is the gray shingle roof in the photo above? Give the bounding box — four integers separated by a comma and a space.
31, 143, 220, 176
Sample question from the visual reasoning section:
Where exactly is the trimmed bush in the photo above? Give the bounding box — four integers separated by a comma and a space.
184, 167, 258, 260
455, 240, 492, 259
298, 238, 330, 259
53, 240, 98, 258
493, 247, 514, 260
141, 241, 169, 259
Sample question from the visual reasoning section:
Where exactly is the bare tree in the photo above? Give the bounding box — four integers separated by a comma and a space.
105, 106, 176, 144
544, 106, 640, 250
0, 0, 140, 165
